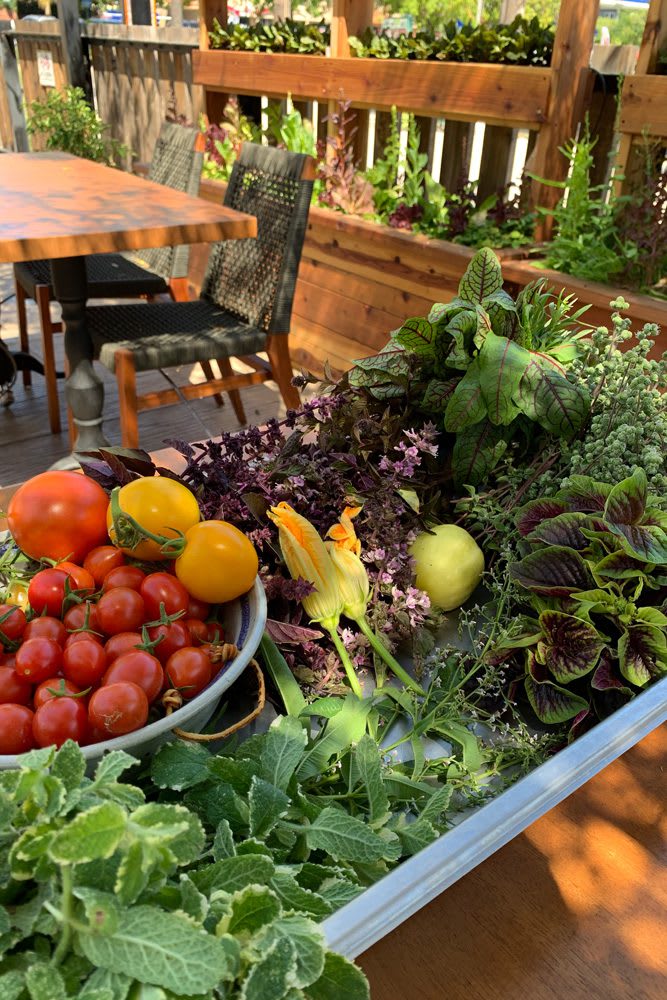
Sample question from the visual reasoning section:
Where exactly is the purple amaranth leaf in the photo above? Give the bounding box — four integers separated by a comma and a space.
618, 627, 667, 687
510, 546, 596, 596
591, 653, 634, 695
536, 610, 604, 682
567, 708, 596, 742
603, 468, 647, 526
527, 512, 600, 551
593, 549, 651, 581
525, 652, 589, 724
515, 498, 570, 537
265, 619, 324, 645
607, 523, 667, 565
556, 475, 611, 512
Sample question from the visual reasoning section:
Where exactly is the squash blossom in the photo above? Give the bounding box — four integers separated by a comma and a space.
326, 542, 370, 621
326, 505, 363, 555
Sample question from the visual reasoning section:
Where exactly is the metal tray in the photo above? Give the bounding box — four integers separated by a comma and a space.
321, 676, 667, 958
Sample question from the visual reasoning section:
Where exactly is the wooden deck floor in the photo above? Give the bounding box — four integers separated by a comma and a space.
0, 263, 314, 487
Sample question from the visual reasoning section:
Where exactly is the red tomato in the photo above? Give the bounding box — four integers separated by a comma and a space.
103, 650, 163, 703
23, 616, 67, 646
145, 620, 190, 665
83, 545, 126, 587
64, 631, 104, 651
0, 604, 27, 643
165, 647, 212, 699
15, 638, 62, 685
184, 618, 208, 645
104, 632, 143, 663
0, 704, 34, 754
33, 697, 88, 748
63, 640, 108, 688
187, 597, 211, 621
96, 588, 145, 635
0, 665, 32, 706
64, 602, 101, 635
206, 622, 226, 644
34, 677, 84, 710
7, 471, 109, 565
140, 573, 190, 621
56, 562, 96, 596
103, 566, 146, 593
28, 568, 68, 618
88, 682, 148, 737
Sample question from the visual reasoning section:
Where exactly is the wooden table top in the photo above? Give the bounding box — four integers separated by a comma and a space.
0, 151, 257, 264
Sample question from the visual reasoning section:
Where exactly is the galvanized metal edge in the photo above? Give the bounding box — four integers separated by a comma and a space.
321, 678, 667, 959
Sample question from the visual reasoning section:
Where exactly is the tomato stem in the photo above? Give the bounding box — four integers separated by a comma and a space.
109, 487, 187, 558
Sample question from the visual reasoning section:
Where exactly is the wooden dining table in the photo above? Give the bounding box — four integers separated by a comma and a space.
0, 151, 257, 463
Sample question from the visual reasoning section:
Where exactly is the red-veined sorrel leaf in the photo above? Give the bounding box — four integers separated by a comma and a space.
395, 317, 434, 354
517, 356, 590, 437
618, 627, 667, 687
556, 475, 611, 512
603, 469, 647, 526
591, 653, 633, 695
477, 330, 529, 426
527, 512, 599, 551
428, 300, 462, 325
420, 378, 458, 413
510, 546, 596, 596
451, 418, 506, 487
536, 611, 604, 682
515, 498, 570, 537
593, 549, 651, 581
458, 246, 502, 304
607, 522, 667, 565
525, 653, 589, 723
444, 359, 485, 432
351, 344, 411, 376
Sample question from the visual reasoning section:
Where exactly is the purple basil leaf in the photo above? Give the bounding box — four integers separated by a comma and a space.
591, 653, 633, 695
618, 627, 667, 687
603, 468, 646, 526
607, 523, 667, 565
527, 512, 599, 551
536, 610, 604, 682
525, 653, 589, 723
265, 619, 324, 644
242, 493, 271, 523
515, 498, 570, 537
511, 546, 596, 596
556, 475, 611, 512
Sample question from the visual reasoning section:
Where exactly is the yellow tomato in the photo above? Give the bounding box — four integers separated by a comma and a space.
410, 523, 484, 611
107, 478, 200, 561
4, 580, 29, 609
175, 521, 258, 604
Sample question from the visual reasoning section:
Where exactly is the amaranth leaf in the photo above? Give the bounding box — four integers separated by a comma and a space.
527, 512, 600, 551
618, 627, 667, 686
537, 611, 604, 682
511, 546, 596, 596
515, 497, 570, 537
525, 653, 589, 723
603, 468, 647, 525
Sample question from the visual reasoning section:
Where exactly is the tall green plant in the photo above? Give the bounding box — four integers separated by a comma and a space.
26, 87, 127, 165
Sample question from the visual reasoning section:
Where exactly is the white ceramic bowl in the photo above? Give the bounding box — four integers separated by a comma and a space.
0, 577, 267, 770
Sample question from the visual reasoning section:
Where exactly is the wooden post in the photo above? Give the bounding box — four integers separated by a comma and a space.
330, 0, 373, 166
529, 0, 598, 239
58, 0, 89, 93
170, 0, 184, 28
198, 0, 228, 124
0, 27, 28, 151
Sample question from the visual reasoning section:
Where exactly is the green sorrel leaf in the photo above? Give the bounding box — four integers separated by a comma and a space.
477, 330, 529, 426
443, 359, 485, 433
395, 317, 434, 354
451, 418, 506, 487
458, 247, 502, 304
517, 356, 590, 436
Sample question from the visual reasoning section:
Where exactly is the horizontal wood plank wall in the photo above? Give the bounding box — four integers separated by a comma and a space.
620, 75, 667, 137
12, 22, 67, 150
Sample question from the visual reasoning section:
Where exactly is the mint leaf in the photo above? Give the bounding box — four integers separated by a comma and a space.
93, 751, 139, 785
260, 716, 308, 791
397, 818, 439, 856
212, 819, 236, 861
260, 915, 325, 990
50, 802, 127, 863
51, 741, 86, 798
115, 841, 149, 907
240, 936, 296, 1000
150, 743, 211, 791
227, 885, 281, 935
129, 804, 205, 864
0, 971, 25, 1000
190, 855, 275, 896
419, 782, 454, 826
305, 808, 400, 864
269, 872, 332, 920
248, 777, 290, 838
307, 952, 370, 1000
353, 735, 390, 828
78, 905, 229, 995
25, 964, 67, 1000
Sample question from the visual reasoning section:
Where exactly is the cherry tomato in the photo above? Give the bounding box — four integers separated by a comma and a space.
104, 631, 143, 663
206, 621, 226, 644
56, 562, 96, 596
103, 650, 163, 703
83, 545, 126, 587
184, 618, 208, 645
34, 677, 84, 710
28, 568, 68, 618
64, 602, 101, 635
175, 521, 258, 604
23, 616, 67, 646
165, 647, 212, 699
107, 478, 200, 562
88, 681, 148, 737
103, 566, 146, 593
0, 604, 27, 643
7, 471, 109, 564
33, 697, 88, 748
64, 631, 104, 651
140, 573, 190, 621
96, 588, 145, 635
187, 597, 210, 620
145, 619, 190, 664
0, 704, 35, 754
63, 640, 108, 688
0, 665, 32, 706
15, 638, 62, 685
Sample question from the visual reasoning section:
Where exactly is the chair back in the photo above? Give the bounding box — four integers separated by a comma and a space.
202, 143, 315, 334
139, 122, 205, 280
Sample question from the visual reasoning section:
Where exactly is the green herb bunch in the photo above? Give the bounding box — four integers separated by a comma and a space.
209, 18, 329, 55
26, 87, 128, 166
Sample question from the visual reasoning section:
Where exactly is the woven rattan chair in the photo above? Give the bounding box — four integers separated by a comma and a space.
13, 123, 205, 434
84, 143, 315, 449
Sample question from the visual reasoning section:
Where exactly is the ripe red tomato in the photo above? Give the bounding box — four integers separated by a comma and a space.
0, 604, 27, 644
88, 681, 148, 737
15, 638, 62, 685
33, 697, 88, 748
83, 545, 126, 587
0, 665, 32, 706
34, 677, 83, 710
7, 471, 109, 564
28, 568, 68, 618
103, 566, 146, 593
206, 622, 226, 644
23, 616, 67, 645
184, 618, 208, 645
186, 597, 210, 621
104, 632, 143, 663
145, 620, 190, 665
0, 704, 34, 754
63, 602, 101, 635
96, 588, 145, 635
140, 573, 190, 621
56, 562, 96, 596
63, 640, 108, 688
103, 650, 163, 703
64, 631, 103, 651
164, 647, 212, 699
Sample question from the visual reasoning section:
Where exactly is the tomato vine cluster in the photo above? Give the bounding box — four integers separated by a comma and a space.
0, 470, 259, 755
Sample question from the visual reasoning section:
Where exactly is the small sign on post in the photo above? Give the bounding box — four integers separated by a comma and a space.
36, 50, 56, 88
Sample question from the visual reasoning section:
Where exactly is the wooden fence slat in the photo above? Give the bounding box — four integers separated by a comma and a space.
620, 75, 667, 138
